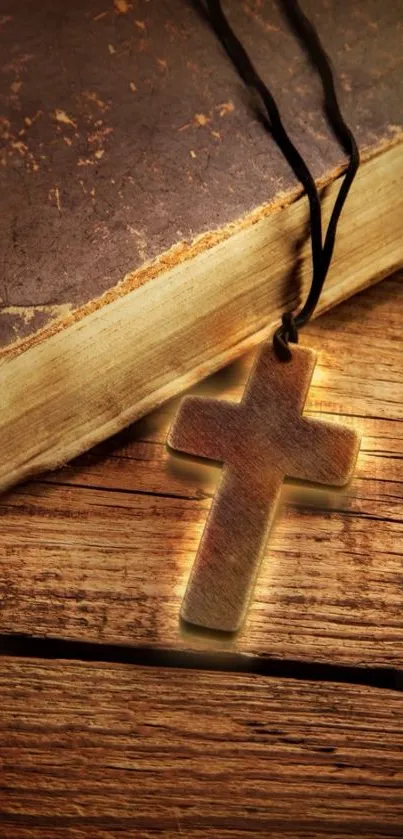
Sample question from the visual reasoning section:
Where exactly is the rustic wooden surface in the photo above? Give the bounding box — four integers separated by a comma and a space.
1, 5, 402, 831
169, 345, 359, 632
0, 274, 401, 666
0, 657, 402, 839
0, 275, 402, 835
1, 0, 402, 349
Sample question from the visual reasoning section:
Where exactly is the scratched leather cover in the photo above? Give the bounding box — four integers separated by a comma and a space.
0, 0, 400, 348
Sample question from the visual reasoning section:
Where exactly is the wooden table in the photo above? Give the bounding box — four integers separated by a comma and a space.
1, 275, 402, 837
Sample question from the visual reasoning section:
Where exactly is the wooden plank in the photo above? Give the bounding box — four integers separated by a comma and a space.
1, 0, 402, 352
2, 141, 403, 494
0, 276, 401, 666
1, 657, 402, 838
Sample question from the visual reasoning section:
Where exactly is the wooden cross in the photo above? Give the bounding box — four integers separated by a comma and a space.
168, 343, 360, 632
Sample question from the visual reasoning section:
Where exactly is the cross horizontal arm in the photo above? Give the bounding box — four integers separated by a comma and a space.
167, 396, 240, 462
288, 417, 360, 486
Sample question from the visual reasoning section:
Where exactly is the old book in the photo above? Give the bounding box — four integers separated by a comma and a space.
1, 0, 402, 491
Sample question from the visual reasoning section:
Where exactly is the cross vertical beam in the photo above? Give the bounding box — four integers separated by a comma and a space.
181, 464, 283, 631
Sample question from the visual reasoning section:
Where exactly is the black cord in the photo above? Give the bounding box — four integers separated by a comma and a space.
204, 0, 360, 359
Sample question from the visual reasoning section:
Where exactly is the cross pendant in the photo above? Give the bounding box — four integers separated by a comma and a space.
168, 343, 360, 632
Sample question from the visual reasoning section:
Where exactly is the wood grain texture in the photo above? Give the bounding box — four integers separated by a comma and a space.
1, 0, 402, 349
169, 345, 359, 631
0, 276, 401, 665
1, 142, 403, 495
1, 657, 402, 838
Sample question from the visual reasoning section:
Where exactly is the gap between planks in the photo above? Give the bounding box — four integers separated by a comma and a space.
0, 634, 402, 693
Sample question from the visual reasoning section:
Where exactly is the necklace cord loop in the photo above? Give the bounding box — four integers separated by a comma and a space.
204, 0, 360, 359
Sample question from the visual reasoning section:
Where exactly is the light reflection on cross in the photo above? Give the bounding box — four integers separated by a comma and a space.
168, 344, 360, 632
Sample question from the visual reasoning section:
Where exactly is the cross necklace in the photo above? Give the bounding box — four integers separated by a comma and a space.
168, 0, 361, 632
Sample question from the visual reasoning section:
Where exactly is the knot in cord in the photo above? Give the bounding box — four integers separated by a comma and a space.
273, 312, 299, 361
